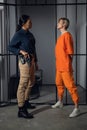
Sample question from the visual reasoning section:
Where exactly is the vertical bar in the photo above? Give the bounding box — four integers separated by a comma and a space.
65, 0, 67, 17
65, 0, 67, 104
6, 2, 11, 102
15, 0, 19, 77
75, 0, 78, 85
35, 0, 38, 5
0, 11, 2, 103
7, 5, 10, 102
1, 2, 9, 102
45, 0, 47, 4
86, 0, 87, 104
55, 0, 57, 102
25, 0, 27, 5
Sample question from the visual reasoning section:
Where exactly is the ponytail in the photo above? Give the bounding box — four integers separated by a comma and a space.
16, 24, 22, 32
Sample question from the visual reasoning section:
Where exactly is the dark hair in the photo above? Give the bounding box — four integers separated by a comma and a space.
16, 15, 30, 31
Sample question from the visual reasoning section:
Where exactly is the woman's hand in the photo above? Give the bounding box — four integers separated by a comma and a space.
20, 50, 29, 58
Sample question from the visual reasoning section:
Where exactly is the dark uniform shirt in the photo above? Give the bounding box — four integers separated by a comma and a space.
8, 28, 37, 62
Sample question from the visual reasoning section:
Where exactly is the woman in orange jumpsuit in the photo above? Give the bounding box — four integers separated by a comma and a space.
52, 17, 80, 117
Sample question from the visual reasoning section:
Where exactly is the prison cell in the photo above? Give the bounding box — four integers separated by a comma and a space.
0, 0, 87, 107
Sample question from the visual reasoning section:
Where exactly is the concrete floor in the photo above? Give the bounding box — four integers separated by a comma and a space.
0, 85, 87, 130
0, 104, 87, 130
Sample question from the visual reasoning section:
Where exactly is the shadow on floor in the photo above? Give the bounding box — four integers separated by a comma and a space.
31, 105, 51, 115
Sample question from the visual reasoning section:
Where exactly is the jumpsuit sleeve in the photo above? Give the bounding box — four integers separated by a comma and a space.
65, 34, 74, 55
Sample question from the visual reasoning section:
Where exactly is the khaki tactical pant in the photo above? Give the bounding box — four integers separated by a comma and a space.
17, 58, 35, 107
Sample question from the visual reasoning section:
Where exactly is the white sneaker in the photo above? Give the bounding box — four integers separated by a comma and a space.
69, 108, 80, 118
51, 101, 63, 108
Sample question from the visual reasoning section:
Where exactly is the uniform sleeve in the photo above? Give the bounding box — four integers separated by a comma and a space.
65, 34, 74, 55
8, 32, 21, 55
31, 33, 38, 62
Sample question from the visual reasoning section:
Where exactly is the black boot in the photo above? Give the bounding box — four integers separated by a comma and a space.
18, 106, 34, 119
25, 100, 36, 109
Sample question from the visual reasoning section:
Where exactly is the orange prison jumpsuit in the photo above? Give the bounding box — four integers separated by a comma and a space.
55, 32, 79, 104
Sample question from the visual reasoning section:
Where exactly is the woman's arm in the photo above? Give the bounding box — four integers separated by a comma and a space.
8, 33, 21, 55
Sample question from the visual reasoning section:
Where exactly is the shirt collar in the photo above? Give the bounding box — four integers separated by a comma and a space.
20, 28, 29, 34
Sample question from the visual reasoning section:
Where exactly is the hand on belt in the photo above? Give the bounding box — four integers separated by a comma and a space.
19, 54, 32, 65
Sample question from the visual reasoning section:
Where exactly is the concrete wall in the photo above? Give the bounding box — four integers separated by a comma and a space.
20, 5, 56, 84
